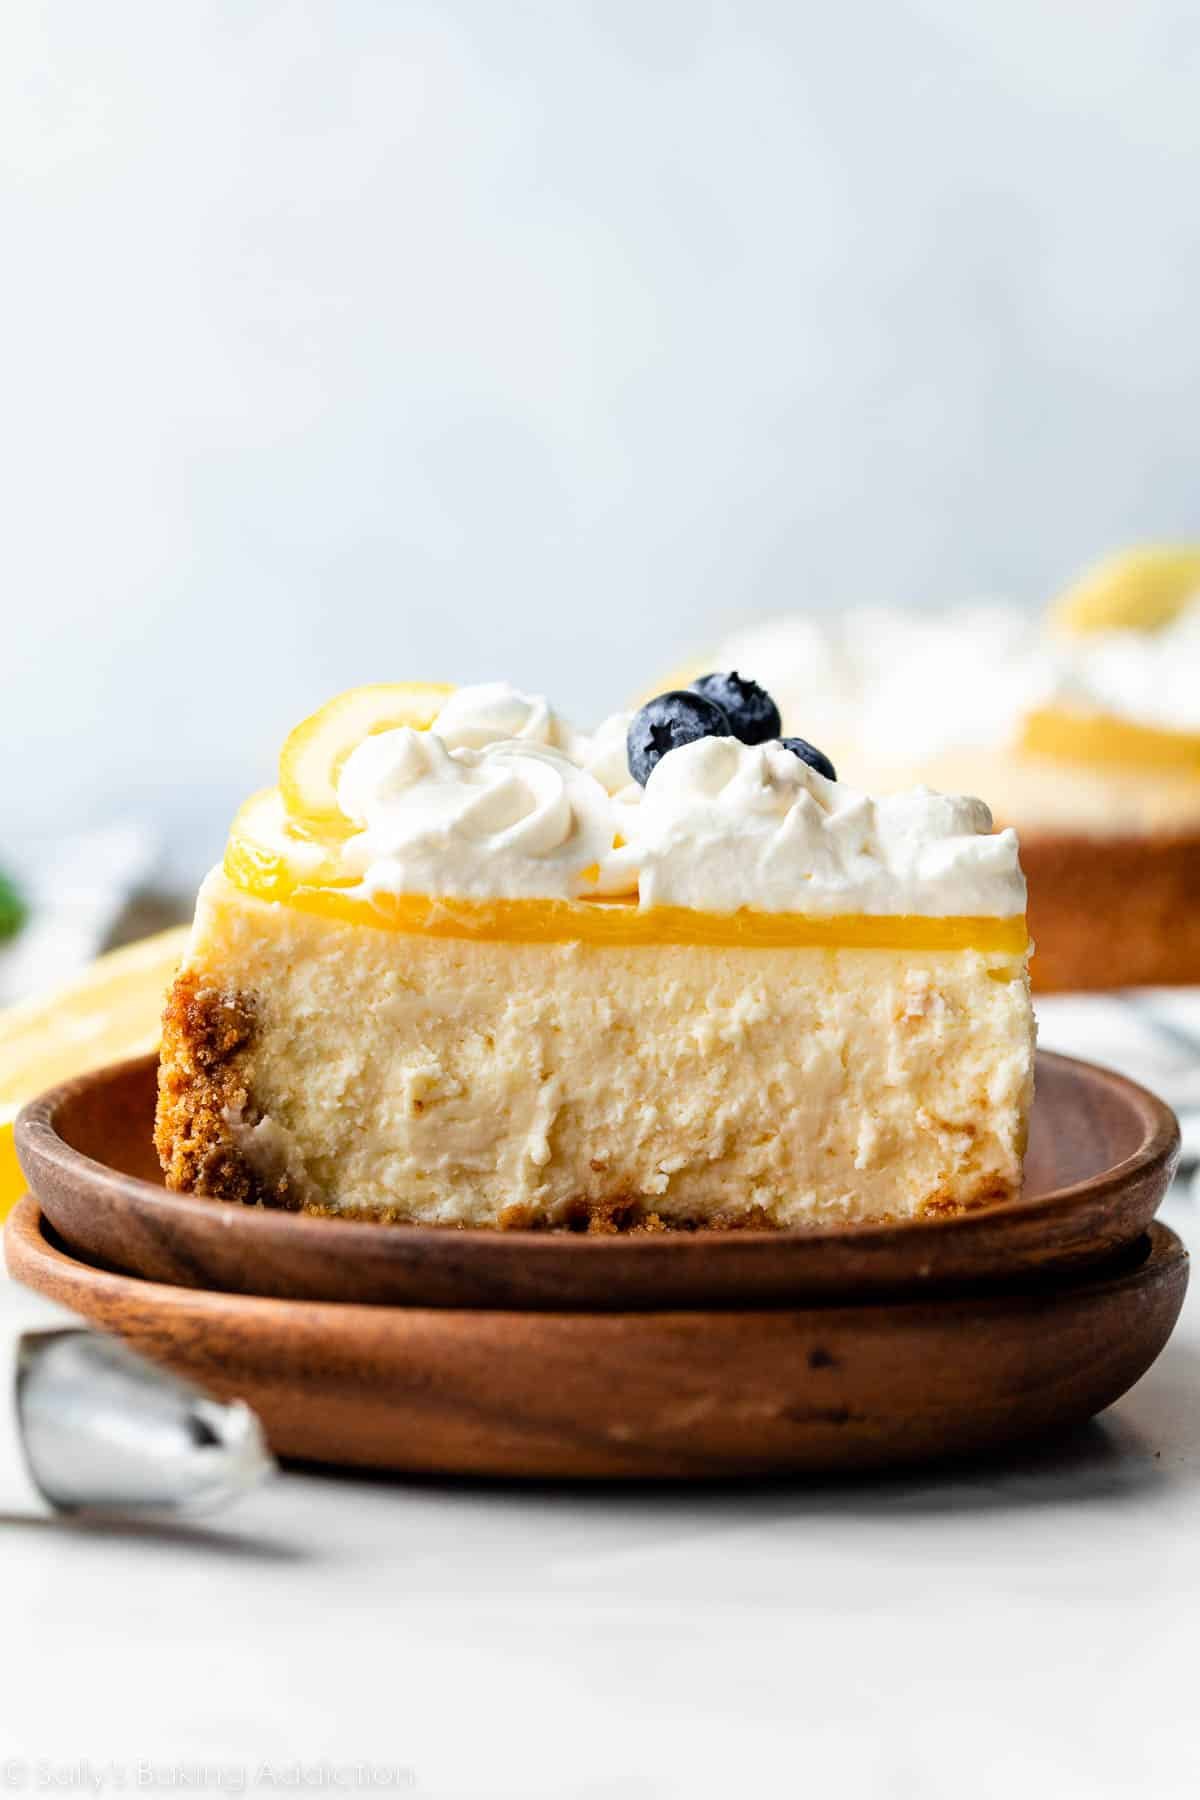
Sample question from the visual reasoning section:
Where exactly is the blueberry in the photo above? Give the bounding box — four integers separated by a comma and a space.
779, 737, 837, 782
689, 671, 781, 745
627, 690, 732, 785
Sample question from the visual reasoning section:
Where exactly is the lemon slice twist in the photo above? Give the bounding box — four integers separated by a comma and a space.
280, 682, 454, 830
1051, 545, 1200, 637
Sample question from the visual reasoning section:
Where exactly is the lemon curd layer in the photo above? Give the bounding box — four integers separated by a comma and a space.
1017, 707, 1200, 773
223, 850, 1026, 954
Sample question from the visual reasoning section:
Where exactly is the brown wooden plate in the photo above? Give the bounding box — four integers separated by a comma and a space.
14, 1049, 1180, 1312
4, 1198, 1187, 1478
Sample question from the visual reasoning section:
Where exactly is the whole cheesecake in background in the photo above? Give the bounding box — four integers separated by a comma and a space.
699, 546, 1200, 992
155, 678, 1034, 1230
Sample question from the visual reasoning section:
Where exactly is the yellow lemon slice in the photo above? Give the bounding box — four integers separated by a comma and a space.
280, 682, 454, 830
224, 787, 359, 902
1051, 545, 1200, 637
0, 925, 189, 1219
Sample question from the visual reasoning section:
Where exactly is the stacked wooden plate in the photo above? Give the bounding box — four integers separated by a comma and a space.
6, 1050, 1186, 1478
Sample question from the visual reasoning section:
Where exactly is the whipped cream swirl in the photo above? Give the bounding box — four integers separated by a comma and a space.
629, 737, 1025, 918
713, 606, 1047, 764
431, 682, 561, 752
574, 711, 637, 796
327, 683, 1022, 916
1044, 600, 1200, 733
714, 597, 1200, 768
337, 726, 618, 901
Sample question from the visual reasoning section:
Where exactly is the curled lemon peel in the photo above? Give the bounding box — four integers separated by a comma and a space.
280, 682, 454, 831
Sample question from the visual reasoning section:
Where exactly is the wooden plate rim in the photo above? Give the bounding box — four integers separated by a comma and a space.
14, 1046, 1181, 1263
6, 1199, 1188, 1478
6, 1194, 1188, 1326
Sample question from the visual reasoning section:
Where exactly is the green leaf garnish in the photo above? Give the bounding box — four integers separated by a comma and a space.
0, 870, 27, 944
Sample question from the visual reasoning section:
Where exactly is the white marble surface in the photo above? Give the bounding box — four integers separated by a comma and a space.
0, 1195, 1194, 1800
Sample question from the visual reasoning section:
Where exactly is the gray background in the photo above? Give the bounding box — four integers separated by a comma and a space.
4, 0, 1198, 883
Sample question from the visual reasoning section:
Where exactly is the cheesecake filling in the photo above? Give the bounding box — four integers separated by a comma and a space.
159, 872, 1032, 1230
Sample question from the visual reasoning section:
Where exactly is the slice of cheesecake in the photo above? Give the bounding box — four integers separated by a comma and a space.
156, 679, 1034, 1231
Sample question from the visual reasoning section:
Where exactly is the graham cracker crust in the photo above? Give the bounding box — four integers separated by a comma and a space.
298, 1187, 1014, 1231
155, 972, 300, 1210
1018, 828, 1200, 992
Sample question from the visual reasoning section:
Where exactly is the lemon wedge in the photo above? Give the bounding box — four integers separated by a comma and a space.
0, 925, 188, 1219
280, 682, 454, 830
1051, 545, 1200, 637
